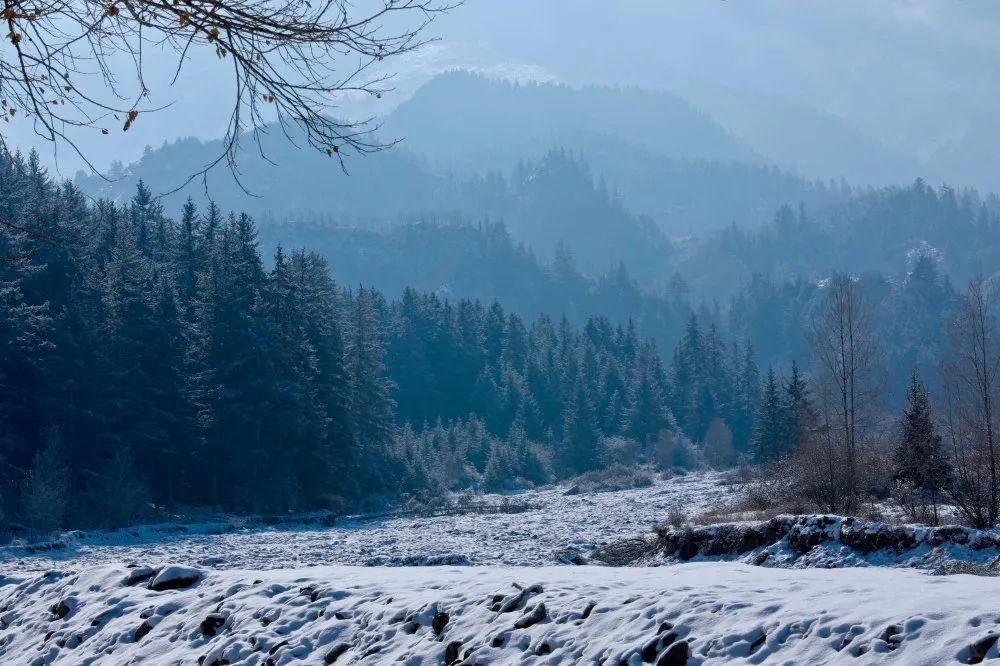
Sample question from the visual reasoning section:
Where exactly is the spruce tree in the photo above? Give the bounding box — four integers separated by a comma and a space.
894, 372, 951, 522
753, 368, 785, 462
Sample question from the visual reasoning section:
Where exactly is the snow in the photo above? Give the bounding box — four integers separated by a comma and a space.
8, 471, 1000, 662
0, 472, 736, 574
3, 562, 1000, 664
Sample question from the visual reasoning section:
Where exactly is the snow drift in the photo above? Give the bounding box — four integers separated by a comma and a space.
3, 563, 1000, 664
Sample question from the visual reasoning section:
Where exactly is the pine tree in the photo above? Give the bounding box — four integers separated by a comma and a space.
782, 360, 814, 455
346, 286, 396, 492
753, 368, 785, 462
894, 372, 951, 522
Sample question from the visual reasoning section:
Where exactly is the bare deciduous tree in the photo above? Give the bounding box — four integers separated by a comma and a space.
806, 275, 882, 511
941, 277, 1000, 528
0, 0, 451, 198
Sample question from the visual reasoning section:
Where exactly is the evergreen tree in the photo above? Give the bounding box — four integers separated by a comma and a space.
753, 368, 785, 462
894, 372, 952, 521
782, 360, 814, 455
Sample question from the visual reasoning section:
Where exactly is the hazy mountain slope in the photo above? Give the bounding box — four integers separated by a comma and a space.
671, 82, 927, 186
383, 71, 759, 172
75, 134, 445, 221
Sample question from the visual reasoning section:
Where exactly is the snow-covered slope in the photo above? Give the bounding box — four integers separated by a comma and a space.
2, 562, 1000, 665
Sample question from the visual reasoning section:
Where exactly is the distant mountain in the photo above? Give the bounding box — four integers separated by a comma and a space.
76, 133, 445, 221
669, 82, 928, 187
382, 71, 759, 171
79, 140, 674, 281
76, 73, 865, 248
381, 72, 852, 235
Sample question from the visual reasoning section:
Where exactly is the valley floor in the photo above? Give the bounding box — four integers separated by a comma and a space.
0, 472, 734, 573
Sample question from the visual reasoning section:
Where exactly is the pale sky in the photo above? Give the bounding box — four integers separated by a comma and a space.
6, 1, 1000, 189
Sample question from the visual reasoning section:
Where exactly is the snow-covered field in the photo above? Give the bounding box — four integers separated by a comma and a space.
8, 471, 1000, 664
3, 561, 1000, 664
0, 472, 736, 573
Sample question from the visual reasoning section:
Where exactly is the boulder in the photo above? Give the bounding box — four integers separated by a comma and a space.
148, 566, 202, 591
200, 613, 227, 637
123, 566, 157, 586
432, 611, 449, 635
444, 640, 462, 664
514, 602, 546, 629
656, 640, 689, 666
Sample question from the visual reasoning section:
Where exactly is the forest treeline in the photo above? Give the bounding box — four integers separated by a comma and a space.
8, 149, 1000, 534
1, 152, 768, 531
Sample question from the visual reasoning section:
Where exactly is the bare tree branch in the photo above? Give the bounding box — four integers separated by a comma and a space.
0, 0, 456, 192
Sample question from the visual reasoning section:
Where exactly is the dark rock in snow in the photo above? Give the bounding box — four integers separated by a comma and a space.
967, 634, 1000, 664
123, 566, 157, 586
536, 640, 552, 655
497, 584, 543, 613
553, 546, 588, 565
432, 610, 450, 635
656, 640, 689, 666
200, 613, 227, 636
444, 640, 462, 664
50, 599, 75, 620
642, 632, 678, 661
879, 624, 902, 650
749, 632, 766, 654
514, 603, 546, 629
594, 537, 654, 566
324, 643, 350, 664
134, 620, 154, 642
840, 519, 915, 553
148, 565, 202, 591
581, 600, 596, 620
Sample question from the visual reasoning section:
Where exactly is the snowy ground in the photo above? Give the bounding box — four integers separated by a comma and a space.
0, 472, 737, 574
3, 561, 1000, 664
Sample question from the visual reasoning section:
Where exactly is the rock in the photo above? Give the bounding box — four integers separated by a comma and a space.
656, 640, 689, 666
134, 620, 154, 642
324, 643, 350, 664
514, 603, 547, 629
967, 634, 1000, 664
642, 632, 677, 662
749, 632, 766, 654
840, 519, 916, 554
594, 538, 655, 566
123, 567, 157, 586
200, 613, 227, 637
432, 611, 450, 635
444, 640, 462, 664
536, 640, 552, 655
554, 547, 587, 565
498, 584, 543, 613
564, 485, 581, 496
581, 600, 596, 620
50, 598, 76, 620
148, 565, 202, 591
879, 625, 902, 650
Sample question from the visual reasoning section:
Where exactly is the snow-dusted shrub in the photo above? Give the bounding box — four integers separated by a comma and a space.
564, 465, 654, 495
598, 435, 640, 467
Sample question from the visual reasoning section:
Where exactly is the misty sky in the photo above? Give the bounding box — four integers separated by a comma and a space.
8, 1, 1000, 190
